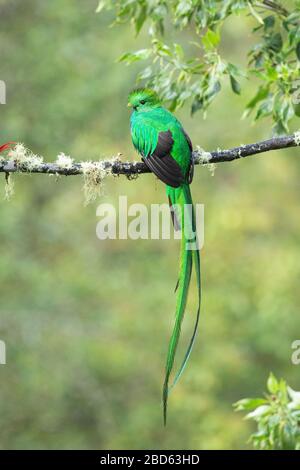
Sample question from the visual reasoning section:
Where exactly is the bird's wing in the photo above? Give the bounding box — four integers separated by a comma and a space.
182, 128, 194, 184
131, 121, 185, 188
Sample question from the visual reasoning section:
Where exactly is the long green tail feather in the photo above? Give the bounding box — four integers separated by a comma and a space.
163, 184, 201, 425
171, 186, 201, 389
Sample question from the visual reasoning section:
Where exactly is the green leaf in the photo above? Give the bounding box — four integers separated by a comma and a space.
234, 398, 268, 411
169, 98, 178, 112
269, 33, 283, 53
273, 120, 288, 136
202, 29, 220, 50
135, 5, 147, 35
191, 96, 204, 115
137, 66, 152, 81
230, 75, 241, 94
294, 103, 300, 117
174, 43, 184, 60
243, 86, 269, 118
255, 99, 272, 120
266, 66, 278, 81
206, 80, 221, 100
118, 49, 151, 64
278, 378, 288, 404
248, 2, 264, 25
264, 15, 275, 30
245, 405, 270, 420
287, 386, 300, 406
296, 42, 300, 61
227, 62, 243, 77
267, 373, 279, 394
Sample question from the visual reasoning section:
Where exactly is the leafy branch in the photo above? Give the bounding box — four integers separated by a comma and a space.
234, 373, 300, 450
260, 0, 289, 17
97, 0, 300, 134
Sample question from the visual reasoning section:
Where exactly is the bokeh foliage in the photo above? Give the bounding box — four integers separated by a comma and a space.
0, 0, 300, 450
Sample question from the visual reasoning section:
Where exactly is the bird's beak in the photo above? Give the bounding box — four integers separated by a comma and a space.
127, 102, 132, 108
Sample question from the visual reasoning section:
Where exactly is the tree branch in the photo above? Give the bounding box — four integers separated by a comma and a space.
259, 0, 289, 17
0, 133, 299, 178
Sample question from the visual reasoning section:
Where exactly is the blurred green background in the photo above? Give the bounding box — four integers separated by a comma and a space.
1, 0, 300, 450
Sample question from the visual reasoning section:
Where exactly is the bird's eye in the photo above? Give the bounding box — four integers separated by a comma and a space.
140, 99, 146, 105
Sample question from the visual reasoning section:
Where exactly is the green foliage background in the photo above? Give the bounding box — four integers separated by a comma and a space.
0, 0, 300, 449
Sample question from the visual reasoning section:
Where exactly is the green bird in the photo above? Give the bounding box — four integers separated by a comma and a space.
128, 88, 201, 424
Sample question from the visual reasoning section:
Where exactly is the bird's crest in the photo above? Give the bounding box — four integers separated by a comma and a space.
128, 88, 161, 109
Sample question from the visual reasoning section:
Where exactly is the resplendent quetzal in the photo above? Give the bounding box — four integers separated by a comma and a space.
128, 88, 201, 424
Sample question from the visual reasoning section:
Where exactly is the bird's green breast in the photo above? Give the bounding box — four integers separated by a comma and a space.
130, 107, 191, 174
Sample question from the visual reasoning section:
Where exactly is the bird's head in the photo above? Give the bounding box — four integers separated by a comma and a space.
128, 88, 161, 112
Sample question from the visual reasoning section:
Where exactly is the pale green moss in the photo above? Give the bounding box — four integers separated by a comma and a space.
4, 174, 14, 201
80, 155, 123, 204
196, 145, 212, 163
196, 145, 216, 176
56, 152, 74, 169
9, 143, 43, 170
81, 161, 109, 205
294, 131, 300, 146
